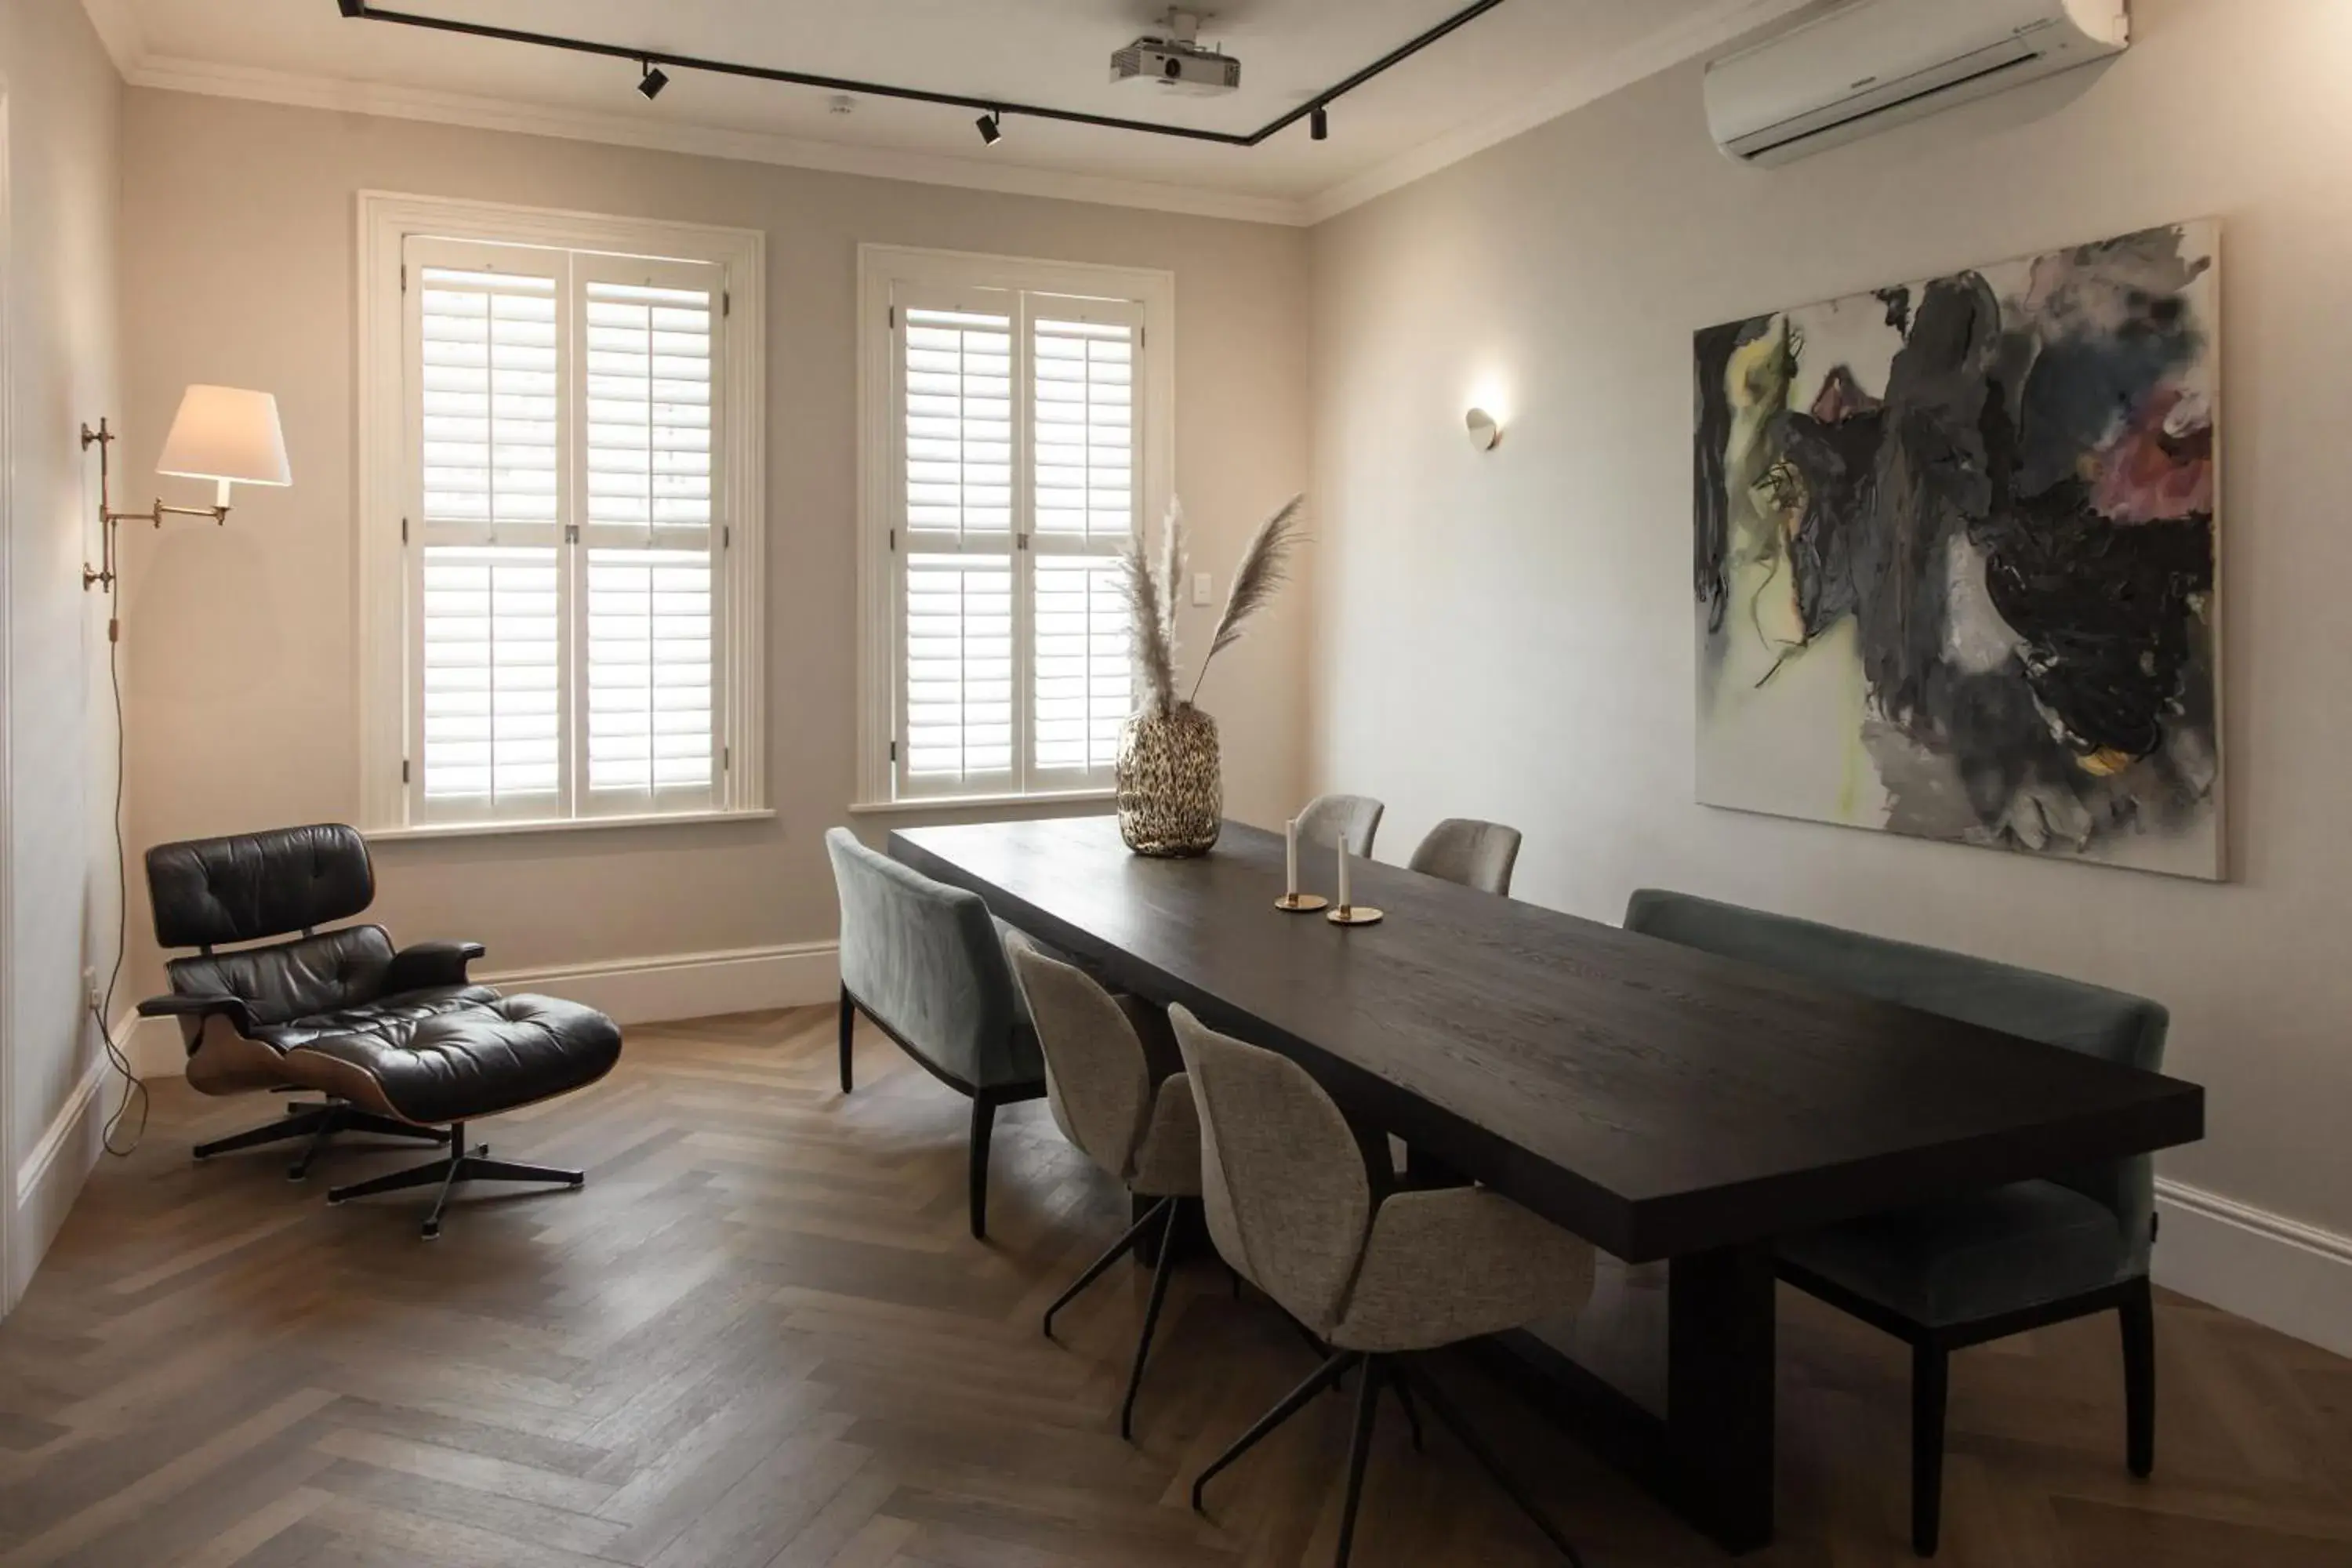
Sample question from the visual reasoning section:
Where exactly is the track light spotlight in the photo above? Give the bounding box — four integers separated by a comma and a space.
337, 0, 365, 16
977, 111, 1004, 146
637, 60, 670, 100
1311, 104, 1329, 141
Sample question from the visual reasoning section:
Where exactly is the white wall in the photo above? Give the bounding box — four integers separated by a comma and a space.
1, 0, 122, 1302
1308, 0, 2352, 1288
114, 89, 1312, 1012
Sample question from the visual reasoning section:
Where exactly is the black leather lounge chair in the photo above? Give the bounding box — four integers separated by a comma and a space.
138, 822, 624, 1237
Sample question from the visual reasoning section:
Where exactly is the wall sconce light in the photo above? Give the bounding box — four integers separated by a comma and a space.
82, 384, 290, 637
1465, 406, 1504, 452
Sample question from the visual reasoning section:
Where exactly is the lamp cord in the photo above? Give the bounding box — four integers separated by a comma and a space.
94, 586, 146, 1156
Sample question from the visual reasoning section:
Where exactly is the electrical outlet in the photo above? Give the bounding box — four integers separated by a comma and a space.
1192, 572, 1214, 608
82, 967, 100, 1013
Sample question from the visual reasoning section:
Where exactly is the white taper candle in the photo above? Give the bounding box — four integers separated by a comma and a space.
1337, 833, 1352, 912
1285, 818, 1300, 898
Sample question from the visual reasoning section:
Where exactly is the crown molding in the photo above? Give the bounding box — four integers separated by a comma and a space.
1301, 0, 1820, 224
74, 0, 146, 73
120, 53, 1312, 227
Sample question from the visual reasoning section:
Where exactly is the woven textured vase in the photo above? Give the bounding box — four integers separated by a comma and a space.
1117, 704, 1222, 857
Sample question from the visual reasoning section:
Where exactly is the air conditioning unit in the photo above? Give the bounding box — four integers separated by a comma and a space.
1704, 0, 2129, 166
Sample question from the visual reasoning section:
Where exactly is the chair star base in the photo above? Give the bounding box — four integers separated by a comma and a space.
192, 1100, 451, 1180
326, 1121, 583, 1239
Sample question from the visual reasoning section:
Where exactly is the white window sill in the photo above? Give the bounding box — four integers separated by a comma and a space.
848, 789, 1114, 817
366, 808, 775, 844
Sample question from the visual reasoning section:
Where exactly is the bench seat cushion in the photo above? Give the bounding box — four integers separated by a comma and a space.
1778, 1178, 2132, 1329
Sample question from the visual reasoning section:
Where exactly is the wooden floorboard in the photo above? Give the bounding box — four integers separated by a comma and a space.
0, 1007, 2343, 1567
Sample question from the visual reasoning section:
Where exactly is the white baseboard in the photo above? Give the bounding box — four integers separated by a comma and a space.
11, 1058, 109, 1299
122, 940, 844, 1079
2154, 1178, 2352, 1359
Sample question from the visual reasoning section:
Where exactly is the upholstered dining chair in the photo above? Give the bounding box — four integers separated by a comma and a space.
1170, 1005, 1595, 1568
1625, 889, 2169, 1558
1004, 935, 1202, 1439
1296, 793, 1385, 858
826, 828, 1047, 1240
1407, 818, 1523, 896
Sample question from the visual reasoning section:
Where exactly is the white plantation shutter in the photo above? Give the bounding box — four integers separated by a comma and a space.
399, 236, 735, 825
887, 287, 1144, 800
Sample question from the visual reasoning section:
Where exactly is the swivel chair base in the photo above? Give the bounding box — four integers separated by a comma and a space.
194, 1099, 451, 1181
326, 1120, 583, 1239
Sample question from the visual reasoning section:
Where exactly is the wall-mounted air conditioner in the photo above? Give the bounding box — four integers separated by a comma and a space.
1705, 0, 2129, 166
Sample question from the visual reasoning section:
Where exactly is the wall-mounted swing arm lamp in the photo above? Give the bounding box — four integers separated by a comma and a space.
82, 384, 290, 638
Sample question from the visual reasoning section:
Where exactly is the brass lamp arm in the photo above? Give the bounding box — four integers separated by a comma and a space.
78, 418, 230, 597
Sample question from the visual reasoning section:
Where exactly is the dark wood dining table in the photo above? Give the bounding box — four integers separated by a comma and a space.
889, 815, 2205, 1553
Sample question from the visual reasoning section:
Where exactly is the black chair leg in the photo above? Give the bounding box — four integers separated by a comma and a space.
968, 1093, 998, 1240
1402, 1360, 1584, 1566
1912, 1341, 1949, 1557
1387, 1362, 1425, 1452
2121, 1276, 2155, 1479
1046, 1196, 1171, 1338
1193, 1348, 1359, 1511
837, 985, 855, 1094
1119, 1198, 1182, 1440
327, 1121, 584, 1240
1333, 1352, 1385, 1568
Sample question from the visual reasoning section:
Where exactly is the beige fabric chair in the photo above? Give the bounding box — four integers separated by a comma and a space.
1171, 1004, 1595, 1568
1007, 935, 1203, 1439
1296, 793, 1386, 858
1408, 818, 1523, 896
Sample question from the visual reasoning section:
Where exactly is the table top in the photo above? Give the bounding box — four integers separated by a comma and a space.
891, 817, 2205, 1261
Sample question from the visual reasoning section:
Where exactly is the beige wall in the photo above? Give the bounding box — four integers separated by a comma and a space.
115, 90, 1311, 1000
1308, 0, 2352, 1236
2, 0, 122, 1298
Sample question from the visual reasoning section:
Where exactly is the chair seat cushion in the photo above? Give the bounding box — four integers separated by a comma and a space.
279, 992, 622, 1127
251, 985, 499, 1053
1777, 1178, 2132, 1330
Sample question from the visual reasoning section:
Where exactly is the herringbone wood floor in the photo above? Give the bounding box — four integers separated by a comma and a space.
0, 1007, 2345, 1567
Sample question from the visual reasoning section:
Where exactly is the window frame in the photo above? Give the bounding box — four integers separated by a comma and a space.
357, 192, 766, 837
854, 245, 1175, 811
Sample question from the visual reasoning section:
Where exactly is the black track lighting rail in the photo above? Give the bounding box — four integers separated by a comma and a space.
333, 0, 1512, 148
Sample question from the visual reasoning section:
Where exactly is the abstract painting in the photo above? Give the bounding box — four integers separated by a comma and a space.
1693, 223, 2222, 880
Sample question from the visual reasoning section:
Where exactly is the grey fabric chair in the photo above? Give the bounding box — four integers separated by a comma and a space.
1624, 889, 2169, 1558
1005, 935, 1201, 1439
826, 827, 1045, 1240
1407, 818, 1523, 895
1295, 793, 1385, 858
1170, 1006, 1595, 1568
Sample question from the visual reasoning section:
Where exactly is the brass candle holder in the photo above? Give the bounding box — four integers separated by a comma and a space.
1276, 892, 1330, 913
1327, 904, 1385, 927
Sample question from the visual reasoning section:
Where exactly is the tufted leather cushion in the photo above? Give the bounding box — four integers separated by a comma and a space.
169, 926, 401, 1029
250, 985, 502, 1053
149, 824, 375, 949
287, 993, 622, 1127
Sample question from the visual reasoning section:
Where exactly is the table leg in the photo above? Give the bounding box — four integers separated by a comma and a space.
1667, 1243, 1777, 1552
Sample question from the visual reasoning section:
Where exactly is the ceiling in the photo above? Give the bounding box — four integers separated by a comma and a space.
87, 0, 1814, 223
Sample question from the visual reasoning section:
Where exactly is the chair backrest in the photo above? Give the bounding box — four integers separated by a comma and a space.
1408, 818, 1523, 895
147, 823, 376, 949
1624, 888, 2169, 1265
1170, 1005, 1372, 1334
147, 824, 397, 1026
826, 827, 1033, 1089
1005, 935, 1152, 1181
1296, 793, 1385, 858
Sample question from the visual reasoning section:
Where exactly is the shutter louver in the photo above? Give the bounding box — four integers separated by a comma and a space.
583, 281, 713, 528
419, 545, 563, 805
903, 554, 1014, 783
1032, 318, 1134, 543
586, 547, 713, 797
903, 309, 1012, 537
1032, 556, 1131, 774
418, 267, 560, 526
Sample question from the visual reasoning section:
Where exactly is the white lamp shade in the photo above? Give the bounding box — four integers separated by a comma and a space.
157, 385, 290, 488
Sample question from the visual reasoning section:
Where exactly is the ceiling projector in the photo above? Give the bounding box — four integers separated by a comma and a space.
1112, 9, 1242, 96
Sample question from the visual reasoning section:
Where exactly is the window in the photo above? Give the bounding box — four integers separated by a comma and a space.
856, 247, 1174, 808
358, 196, 764, 833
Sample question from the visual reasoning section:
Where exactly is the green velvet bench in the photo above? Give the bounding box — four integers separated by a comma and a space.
1624, 889, 2168, 1558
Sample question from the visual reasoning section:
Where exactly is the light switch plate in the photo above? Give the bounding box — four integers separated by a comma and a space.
1192, 572, 1214, 608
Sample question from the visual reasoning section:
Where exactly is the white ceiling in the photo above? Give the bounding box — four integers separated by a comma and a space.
86, 0, 1813, 223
